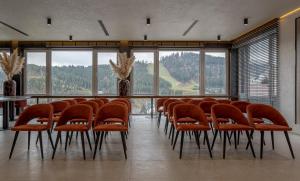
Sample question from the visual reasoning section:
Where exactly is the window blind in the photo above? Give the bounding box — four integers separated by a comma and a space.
233, 20, 279, 107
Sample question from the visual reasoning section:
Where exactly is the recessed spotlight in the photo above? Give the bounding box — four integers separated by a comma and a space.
244, 18, 249, 25
144, 34, 148, 40
47, 17, 52, 25
69, 35, 73, 41
217, 35, 221, 41
146, 18, 151, 26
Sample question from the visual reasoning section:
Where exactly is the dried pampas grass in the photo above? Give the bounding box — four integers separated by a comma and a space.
109, 52, 135, 80
0, 49, 25, 80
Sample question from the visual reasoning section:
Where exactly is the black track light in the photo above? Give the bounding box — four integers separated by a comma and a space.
69, 35, 73, 41
146, 18, 151, 25
217, 35, 221, 41
244, 18, 249, 25
144, 34, 148, 40
47, 17, 52, 25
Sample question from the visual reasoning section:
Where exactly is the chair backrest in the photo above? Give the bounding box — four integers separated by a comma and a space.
63, 99, 77, 105
180, 98, 192, 102
167, 101, 184, 118
202, 97, 216, 101
211, 104, 250, 127
50, 101, 70, 114
57, 104, 93, 128
163, 99, 178, 114
188, 99, 203, 105
112, 98, 131, 112
247, 104, 289, 126
73, 98, 87, 103
90, 99, 105, 107
173, 104, 208, 126
217, 99, 231, 104
94, 103, 128, 126
231, 101, 250, 113
97, 98, 109, 104
199, 101, 218, 114
156, 98, 168, 110
80, 101, 99, 115
15, 104, 53, 129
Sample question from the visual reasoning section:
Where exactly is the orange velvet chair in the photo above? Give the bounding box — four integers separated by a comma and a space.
111, 99, 131, 126
73, 98, 87, 103
52, 104, 93, 160
9, 104, 54, 159
172, 104, 212, 159
163, 99, 178, 134
90, 99, 105, 108
211, 104, 255, 159
247, 104, 295, 159
93, 103, 128, 159
37, 101, 70, 125
156, 98, 169, 128
97, 98, 110, 104
15, 100, 28, 114
167, 100, 185, 144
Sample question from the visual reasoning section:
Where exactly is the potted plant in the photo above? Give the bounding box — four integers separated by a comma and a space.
109, 52, 135, 96
0, 49, 25, 96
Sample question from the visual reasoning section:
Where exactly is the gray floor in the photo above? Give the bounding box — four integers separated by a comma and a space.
1, 115, 300, 181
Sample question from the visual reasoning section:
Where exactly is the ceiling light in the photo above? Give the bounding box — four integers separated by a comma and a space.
182, 20, 198, 36
0, 21, 29, 36
146, 18, 151, 25
69, 35, 73, 41
217, 35, 221, 41
47, 17, 52, 25
280, 7, 300, 19
144, 34, 147, 40
98, 20, 109, 36
244, 18, 248, 25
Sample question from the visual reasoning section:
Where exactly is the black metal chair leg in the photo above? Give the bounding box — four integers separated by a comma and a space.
47, 130, 54, 150
179, 131, 184, 159
194, 131, 200, 149
234, 131, 237, 149
223, 131, 227, 159
168, 124, 173, 139
93, 132, 100, 159
99, 132, 104, 150
9, 131, 19, 159
80, 132, 86, 160
165, 119, 169, 135
68, 131, 73, 145
158, 112, 161, 128
246, 131, 256, 158
271, 131, 275, 150
28, 131, 31, 151
52, 132, 61, 160
173, 131, 179, 150
38, 131, 44, 159
85, 131, 92, 151
204, 131, 213, 158
65, 131, 69, 151
120, 132, 127, 159
226, 131, 231, 145
211, 130, 218, 150
260, 131, 264, 159
284, 131, 295, 159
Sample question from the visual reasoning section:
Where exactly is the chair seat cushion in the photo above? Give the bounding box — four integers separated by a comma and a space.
177, 117, 197, 123
94, 124, 128, 131
104, 118, 124, 123
54, 124, 89, 131
217, 124, 253, 131
11, 124, 48, 131
254, 124, 292, 131
207, 117, 229, 123
37, 116, 60, 123
176, 124, 210, 131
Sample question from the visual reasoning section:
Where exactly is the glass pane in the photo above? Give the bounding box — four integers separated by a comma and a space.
133, 52, 154, 95
26, 52, 46, 94
131, 98, 152, 114
205, 52, 226, 94
97, 52, 117, 95
159, 50, 200, 95
0, 51, 10, 94
52, 51, 93, 95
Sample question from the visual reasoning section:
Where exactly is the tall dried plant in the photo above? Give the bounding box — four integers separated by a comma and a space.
109, 52, 135, 80
0, 49, 25, 80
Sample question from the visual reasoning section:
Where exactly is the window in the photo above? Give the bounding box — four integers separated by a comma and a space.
204, 52, 227, 94
133, 51, 155, 95
0, 50, 9, 94
97, 52, 117, 95
25, 51, 47, 94
159, 50, 200, 95
51, 50, 93, 95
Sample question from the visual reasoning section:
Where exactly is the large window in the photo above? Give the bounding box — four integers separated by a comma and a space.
25, 51, 47, 94
205, 52, 227, 94
51, 50, 93, 95
159, 50, 200, 95
97, 52, 117, 95
133, 51, 154, 95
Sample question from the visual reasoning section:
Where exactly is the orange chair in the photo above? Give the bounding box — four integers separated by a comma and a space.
73, 98, 87, 103
163, 99, 178, 134
15, 100, 28, 114
167, 101, 185, 144
156, 98, 169, 128
188, 99, 202, 105
37, 101, 70, 125
9, 104, 54, 159
97, 98, 109, 104
247, 104, 295, 159
180, 98, 192, 102
211, 104, 255, 159
172, 104, 212, 159
93, 103, 128, 159
217, 99, 231, 104
111, 98, 132, 126
52, 104, 93, 160
63, 99, 77, 105
90, 99, 105, 108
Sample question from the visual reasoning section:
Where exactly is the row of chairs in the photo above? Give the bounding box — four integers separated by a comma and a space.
9, 98, 131, 160
156, 98, 295, 159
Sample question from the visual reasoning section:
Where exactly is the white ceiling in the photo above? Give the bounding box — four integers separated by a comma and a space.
0, 0, 299, 41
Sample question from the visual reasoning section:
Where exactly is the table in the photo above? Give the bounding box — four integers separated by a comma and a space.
0, 96, 31, 130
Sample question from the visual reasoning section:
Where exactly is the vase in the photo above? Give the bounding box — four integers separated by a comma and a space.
3, 80, 16, 96
119, 79, 130, 96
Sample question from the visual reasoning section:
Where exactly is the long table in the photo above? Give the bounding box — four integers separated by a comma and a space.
0, 96, 31, 130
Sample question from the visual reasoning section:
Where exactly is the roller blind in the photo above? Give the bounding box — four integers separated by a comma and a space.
233, 20, 279, 107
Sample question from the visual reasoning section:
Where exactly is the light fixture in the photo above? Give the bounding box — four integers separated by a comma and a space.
69, 35, 73, 41
146, 18, 151, 25
217, 35, 221, 41
144, 34, 147, 40
47, 17, 52, 25
280, 7, 300, 19
244, 18, 248, 25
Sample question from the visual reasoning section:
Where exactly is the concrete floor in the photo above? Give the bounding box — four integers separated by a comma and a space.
0, 115, 300, 181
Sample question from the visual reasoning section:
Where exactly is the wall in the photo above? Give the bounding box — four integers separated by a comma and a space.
280, 11, 300, 133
